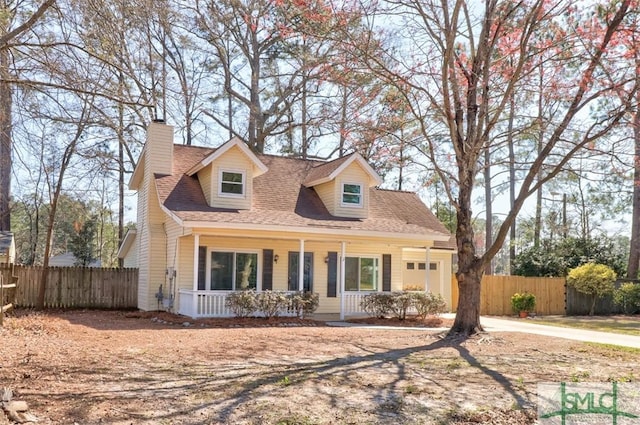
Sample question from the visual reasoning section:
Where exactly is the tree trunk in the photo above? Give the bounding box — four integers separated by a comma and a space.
0, 47, 11, 231
484, 147, 492, 275
449, 178, 485, 335
507, 94, 516, 273
627, 102, 640, 278
589, 296, 596, 316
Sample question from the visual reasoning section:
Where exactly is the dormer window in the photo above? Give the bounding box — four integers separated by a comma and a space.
220, 169, 245, 197
341, 183, 362, 207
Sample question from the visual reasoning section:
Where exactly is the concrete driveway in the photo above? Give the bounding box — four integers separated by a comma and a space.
479, 316, 640, 349
328, 314, 640, 349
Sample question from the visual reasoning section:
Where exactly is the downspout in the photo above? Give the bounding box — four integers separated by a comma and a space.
192, 233, 199, 317
339, 241, 346, 320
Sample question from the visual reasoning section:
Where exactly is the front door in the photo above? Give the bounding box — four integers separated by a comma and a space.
288, 252, 313, 292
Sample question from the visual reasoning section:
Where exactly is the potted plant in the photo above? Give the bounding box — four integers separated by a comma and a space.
511, 292, 536, 318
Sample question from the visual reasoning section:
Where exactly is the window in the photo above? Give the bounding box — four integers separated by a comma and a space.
341, 183, 362, 206
418, 263, 426, 270
430, 262, 438, 271
209, 251, 257, 290
220, 170, 244, 196
406, 262, 415, 270
345, 256, 379, 291
288, 252, 313, 292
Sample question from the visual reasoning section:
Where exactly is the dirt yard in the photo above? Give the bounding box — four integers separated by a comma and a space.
1, 310, 638, 425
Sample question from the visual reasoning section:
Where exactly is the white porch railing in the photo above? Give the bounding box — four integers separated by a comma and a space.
343, 291, 376, 316
178, 289, 299, 318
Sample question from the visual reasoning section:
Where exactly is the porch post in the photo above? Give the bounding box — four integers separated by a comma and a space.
192, 233, 200, 317
339, 241, 346, 320
193, 234, 200, 290
424, 246, 431, 292
298, 239, 305, 291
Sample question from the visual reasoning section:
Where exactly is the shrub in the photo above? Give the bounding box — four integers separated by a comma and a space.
360, 293, 395, 318
510, 292, 536, 314
291, 291, 320, 318
256, 291, 290, 319
566, 263, 616, 316
614, 283, 640, 314
225, 290, 257, 317
389, 291, 414, 320
361, 291, 448, 320
412, 292, 447, 319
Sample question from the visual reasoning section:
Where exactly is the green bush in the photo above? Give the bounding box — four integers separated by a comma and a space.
360, 293, 395, 318
256, 291, 290, 318
613, 283, 640, 314
225, 290, 257, 317
510, 292, 536, 314
389, 291, 414, 320
412, 292, 447, 319
566, 263, 616, 316
291, 291, 320, 318
361, 291, 448, 320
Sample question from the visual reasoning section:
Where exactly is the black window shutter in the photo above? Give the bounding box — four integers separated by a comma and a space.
382, 254, 391, 292
327, 252, 338, 297
263, 249, 273, 290
197, 246, 207, 290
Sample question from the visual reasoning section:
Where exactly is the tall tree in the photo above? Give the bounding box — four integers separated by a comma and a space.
0, 0, 56, 231
342, 0, 636, 334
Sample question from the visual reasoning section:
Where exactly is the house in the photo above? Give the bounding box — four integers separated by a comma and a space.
0, 231, 15, 265
127, 121, 455, 318
49, 252, 102, 267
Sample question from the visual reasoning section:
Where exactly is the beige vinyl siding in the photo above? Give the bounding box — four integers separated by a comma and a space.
402, 248, 454, 309
335, 162, 370, 219
314, 180, 336, 215
136, 123, 175, 310
140, 178, 168, 310
198, 165, 212, 206
146, 123, 173, 176
210, 147, 254, 210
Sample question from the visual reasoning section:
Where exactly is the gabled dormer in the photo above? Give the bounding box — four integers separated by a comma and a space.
186, 137, 268, 210
303, 153, 382, 219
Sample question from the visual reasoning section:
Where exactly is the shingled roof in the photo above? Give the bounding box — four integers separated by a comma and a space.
154, 145, 453, 244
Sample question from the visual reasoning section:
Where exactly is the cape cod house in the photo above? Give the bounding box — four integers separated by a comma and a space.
123, 121, 455, 319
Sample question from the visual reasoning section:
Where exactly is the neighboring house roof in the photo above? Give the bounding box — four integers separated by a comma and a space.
117, 229, 137, 259
49, 252, 101, 267
0, 231, 13, 255
154, 145, 451, 242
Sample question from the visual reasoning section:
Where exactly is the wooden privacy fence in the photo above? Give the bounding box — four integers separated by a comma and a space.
451, 275, 566, 315
0, 266, 17, 325
0, 265, 138, 309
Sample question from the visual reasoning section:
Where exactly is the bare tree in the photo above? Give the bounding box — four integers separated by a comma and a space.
0, 0, 57, 231
344, 0, 636, 334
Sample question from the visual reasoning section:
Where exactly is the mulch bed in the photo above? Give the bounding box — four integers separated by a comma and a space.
346, 315, 453, 328
124, 311, 453, 328
124, 310, 327, 327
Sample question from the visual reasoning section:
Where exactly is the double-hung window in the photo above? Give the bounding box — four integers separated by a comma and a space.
209, 251, 258, 290
345, 256, 379, 291
219, 170, 245, 196
341, 183, 362, 207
